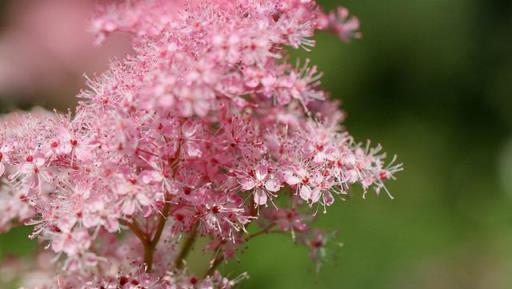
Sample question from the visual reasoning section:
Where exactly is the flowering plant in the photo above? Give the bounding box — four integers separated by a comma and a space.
0, 1, 401, 288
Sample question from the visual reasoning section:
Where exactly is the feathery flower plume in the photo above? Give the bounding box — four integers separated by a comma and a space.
0, 1, 401, 288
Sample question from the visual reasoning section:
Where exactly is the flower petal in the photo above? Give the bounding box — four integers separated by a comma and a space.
283, 170, 300, 185
323, 190, 335, 206
299, 185, 312, 202
136, 193, 152, 207
253, 189, 267, 206
240, 177, 256, 191
264, 178, 281, 192
255, 164, 268, 181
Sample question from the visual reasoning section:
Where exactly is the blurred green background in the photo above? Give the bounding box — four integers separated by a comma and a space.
1, 0, 512, 288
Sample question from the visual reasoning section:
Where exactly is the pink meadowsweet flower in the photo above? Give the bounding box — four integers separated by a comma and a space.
327, 7, 362, 42
238, 162, 282, 206
0, 146, 9, 177
0, 1, 400, 288
51, 229, 92, 257
266, 208, 310, 233
197, 191, 253, 241
0, 182, 34, 233
114, 176, 152, 216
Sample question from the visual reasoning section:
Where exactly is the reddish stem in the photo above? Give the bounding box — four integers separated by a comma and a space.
174, 222, 199, 270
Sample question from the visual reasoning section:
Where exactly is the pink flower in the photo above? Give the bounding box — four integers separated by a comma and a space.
270, 209, 309, 233
328, 7, 362, 42
180, 120, 204, 158
283, 166, 315, 200
51, 229, 91, 256
0, 146, 9, 177
238, 163, 282, 206
114, 177, 152, 216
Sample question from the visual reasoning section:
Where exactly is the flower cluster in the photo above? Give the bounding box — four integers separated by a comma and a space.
0, 1, 400, 288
